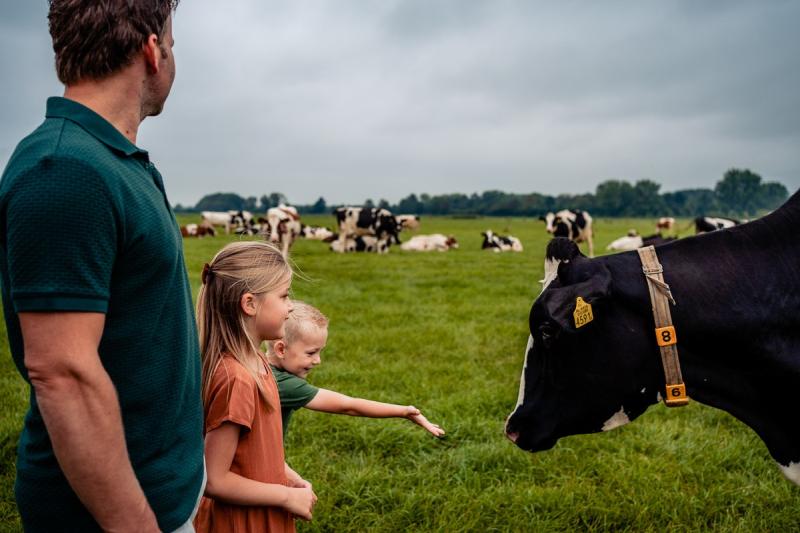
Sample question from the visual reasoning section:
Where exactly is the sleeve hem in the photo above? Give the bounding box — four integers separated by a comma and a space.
206, 416, 252, 434
13, 295, 109, 313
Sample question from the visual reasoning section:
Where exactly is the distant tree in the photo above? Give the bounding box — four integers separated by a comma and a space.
378, 198, 391, 210
364, 198, 375, 209
631, 180, 666, 216
258, 194, 270, 211
310, 197, 327, 214
715, 168, 762, 216
244, 196, 258, 212
594, 180, 635, 216
396, 194, 422, 214
261, 192, 288, 209
195, 192, 246, 211
756, 181, 789, 211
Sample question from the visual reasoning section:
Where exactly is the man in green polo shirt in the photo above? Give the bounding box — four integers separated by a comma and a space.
0, 1, 204, 532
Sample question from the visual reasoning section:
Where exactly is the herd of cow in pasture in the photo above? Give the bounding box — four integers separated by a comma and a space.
179, 192, 799, 486
182, 205, 747, 260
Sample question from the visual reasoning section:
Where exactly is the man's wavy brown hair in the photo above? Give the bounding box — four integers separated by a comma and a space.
48, 0, 179, 85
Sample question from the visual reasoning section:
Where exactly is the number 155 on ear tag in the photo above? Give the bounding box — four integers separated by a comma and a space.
573, 297, 594, 328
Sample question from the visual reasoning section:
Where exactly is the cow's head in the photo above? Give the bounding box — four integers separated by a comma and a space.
539, 212, 557, 233
481, 230, 497, 249
506, 238, 659, 453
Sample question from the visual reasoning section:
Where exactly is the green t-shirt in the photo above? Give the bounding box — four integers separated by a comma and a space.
0, 97, 204, 532
271, 364, 319, 435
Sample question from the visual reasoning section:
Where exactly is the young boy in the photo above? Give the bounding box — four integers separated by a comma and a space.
267, 301, 445, 438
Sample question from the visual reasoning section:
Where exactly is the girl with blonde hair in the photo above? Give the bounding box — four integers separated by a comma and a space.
193, 241, 316, 533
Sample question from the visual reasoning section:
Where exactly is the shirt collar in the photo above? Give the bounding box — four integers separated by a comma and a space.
45, 96, 149, 159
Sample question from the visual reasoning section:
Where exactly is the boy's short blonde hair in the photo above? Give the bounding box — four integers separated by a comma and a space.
270, 301, 328, 352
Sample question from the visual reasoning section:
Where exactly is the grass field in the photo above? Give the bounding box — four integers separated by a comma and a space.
1, 215, 798, 532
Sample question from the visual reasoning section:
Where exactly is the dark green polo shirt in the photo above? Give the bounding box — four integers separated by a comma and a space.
271, 364, 319, 437
0, 97, 203, 532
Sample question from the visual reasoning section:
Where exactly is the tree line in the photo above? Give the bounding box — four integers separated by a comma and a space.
174, 168, 789, 218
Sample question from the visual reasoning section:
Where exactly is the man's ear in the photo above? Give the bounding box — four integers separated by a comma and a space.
539, 261, 612, 333
142, 34, 161, 74
240, 292, 258, 317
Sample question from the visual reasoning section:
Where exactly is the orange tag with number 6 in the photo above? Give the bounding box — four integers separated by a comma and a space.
655, 325, 677, 346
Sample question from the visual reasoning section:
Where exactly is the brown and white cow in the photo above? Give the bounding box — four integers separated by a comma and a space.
264, 204, 302, 257
540, 210, 594, 257
656, 217, 676, 234
396, 214, 421, 231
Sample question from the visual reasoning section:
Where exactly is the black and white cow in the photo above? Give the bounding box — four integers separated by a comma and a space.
481, 230, 523, 252
333, 207, 401, 253
506, 189, 800, 485
329, 235, 385, 253
300, 224, 336, 241
694, 216, 741, 234
540, 210, 594, 257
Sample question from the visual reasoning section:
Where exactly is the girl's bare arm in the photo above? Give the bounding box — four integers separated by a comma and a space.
204, 422, 317, 519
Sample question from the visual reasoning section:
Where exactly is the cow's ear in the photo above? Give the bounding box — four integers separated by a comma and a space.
540, 262, 611, 333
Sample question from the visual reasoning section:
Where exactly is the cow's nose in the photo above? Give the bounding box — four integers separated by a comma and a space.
506, 431, 519, 443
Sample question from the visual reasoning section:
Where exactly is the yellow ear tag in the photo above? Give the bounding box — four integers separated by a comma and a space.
573, 296, 594, 328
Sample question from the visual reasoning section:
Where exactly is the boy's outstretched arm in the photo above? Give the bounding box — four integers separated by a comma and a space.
305, 389, 445, 437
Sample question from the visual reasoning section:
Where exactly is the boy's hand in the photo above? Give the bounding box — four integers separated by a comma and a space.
404, 406, 446, 437
286, 486, 317, 521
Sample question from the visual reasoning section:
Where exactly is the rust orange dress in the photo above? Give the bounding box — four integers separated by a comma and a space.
194, 356, 294, 533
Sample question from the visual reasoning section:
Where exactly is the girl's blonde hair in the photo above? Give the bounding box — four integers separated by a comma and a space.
197, 241, 292, 411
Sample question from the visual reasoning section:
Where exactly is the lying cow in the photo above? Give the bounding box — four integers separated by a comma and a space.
180, 222, 216, 238
694, 216, 741, 234
540, 209, 594, 257
396, 214, 421, 231
606, 230, 677, 252
334, 206, 401, 253
265, 204, 302, 257
329, 235, 386, 253
300, 224, 336, 241
506, 190, 800, 485
400, 234, 458, 252
481, 230, 523, 252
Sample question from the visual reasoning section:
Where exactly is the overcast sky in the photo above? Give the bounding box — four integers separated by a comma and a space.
1, 1, 798, 207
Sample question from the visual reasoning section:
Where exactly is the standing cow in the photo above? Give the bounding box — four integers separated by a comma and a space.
264, 204, 302, 257
540, 210, 594, 257
333, 207, 401, 253
506, 190, 800, 485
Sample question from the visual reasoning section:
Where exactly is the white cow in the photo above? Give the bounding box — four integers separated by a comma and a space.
401, 234, 458, 252
200, 210, 252, 234
265, 204, 302, 257
606, 230, 643, 252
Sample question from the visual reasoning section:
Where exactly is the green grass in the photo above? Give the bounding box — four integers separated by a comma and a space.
1, 215, 798, 532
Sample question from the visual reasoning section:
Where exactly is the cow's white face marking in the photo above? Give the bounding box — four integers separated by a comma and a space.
778, 461, 800, 485
513, 335, 534, 410
601, 407, 630, 432
541, 258, 562, 292
543, 212, 556, 233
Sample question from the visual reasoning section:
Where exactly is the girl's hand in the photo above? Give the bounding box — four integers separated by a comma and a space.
286, 486, 317, 521
404, 406, 446, 437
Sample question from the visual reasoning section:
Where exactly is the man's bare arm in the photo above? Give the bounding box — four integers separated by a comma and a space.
20, 312, 160, 533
